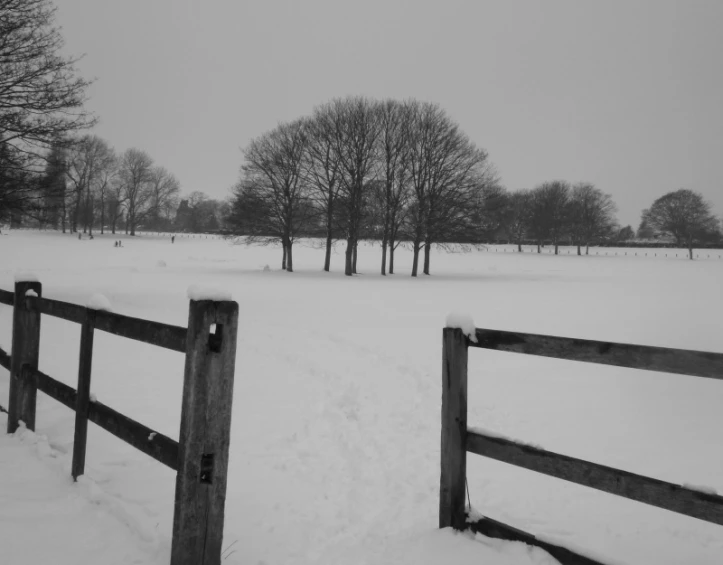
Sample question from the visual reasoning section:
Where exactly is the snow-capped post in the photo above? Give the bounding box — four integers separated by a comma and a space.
171, 286, 238, 565
440, 314, 474, 531
7, 278, 42, 433
71, 308, 96, 480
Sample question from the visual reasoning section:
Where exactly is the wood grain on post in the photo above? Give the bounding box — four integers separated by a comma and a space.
7, 281, 42, 433
440, 327, 469, 530
171, 299, 239, 565
71, 309, 96, 480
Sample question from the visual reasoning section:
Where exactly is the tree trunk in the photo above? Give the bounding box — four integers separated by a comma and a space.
517, 240, 522, 252
87, 196, 93, 236
389, 242, 396, 274
688, 240, 693, 260
577, 244, 581, 255
554, 242, 559, 255
411, 239, 421, 277
352, 240, 358, 274
423, 241, 431, 275
344, 237, 353, 276
100, 197, 105, 234
282, 242, 287, 270
381, 235, 387, 275
537, 242, 541, 254
286, 242, 294, 272
324, 231, 333, 272
84, 188, 91, 234
586, 243, 590, 255
72, 191, 80, 232
323, 204, 333, 271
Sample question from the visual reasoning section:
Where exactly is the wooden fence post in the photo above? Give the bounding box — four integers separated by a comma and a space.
7, 280, 42, 433
171, 299, 239, 565
440, 327, 469, 530
71, 309, 96, 480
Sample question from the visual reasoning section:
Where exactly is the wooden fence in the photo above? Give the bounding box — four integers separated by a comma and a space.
440, 326, 723, 565
0, 280, 239, 565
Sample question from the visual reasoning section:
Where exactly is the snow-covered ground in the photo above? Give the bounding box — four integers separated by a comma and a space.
1, 230, 722, 565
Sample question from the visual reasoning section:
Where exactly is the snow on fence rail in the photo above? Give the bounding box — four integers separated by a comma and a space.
440, 326, 723, 565
0, 282, 238, 565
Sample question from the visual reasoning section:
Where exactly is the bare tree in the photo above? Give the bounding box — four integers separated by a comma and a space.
95, 152, 118, 234
473, 183, 508, 242
0, 0, 94, 219
38, 145, 67, 229
529, 181, 571, 255
0, 143, 35, 222
147, 166, 181, 230
643, 189, 719, 259
65, 135, 115, 234
304, 113, 342, 271
233, 120, 311, 272
567, 183, 617, 254
106, 175, 126, 234
321, 96, 380, 276
506, 190, 533, 252
374, 99, 412, 275
406, 101, 492, 275
118, 148, 154, 235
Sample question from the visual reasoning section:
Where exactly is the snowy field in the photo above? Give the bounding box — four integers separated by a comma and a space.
1, 230, 723, 565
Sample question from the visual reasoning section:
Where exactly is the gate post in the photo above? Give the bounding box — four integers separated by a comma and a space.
171, 298, 239, 565
71, 309, 96, 480
7, 280, 42, 433
439, 327, 469, 530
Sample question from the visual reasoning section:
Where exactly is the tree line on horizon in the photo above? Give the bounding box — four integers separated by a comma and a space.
0, 0, 227, 237
226, 96, 723, 272
2, 0, 721, 266
36, 139, 228, 236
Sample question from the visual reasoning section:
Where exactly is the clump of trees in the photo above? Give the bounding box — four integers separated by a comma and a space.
0, 0, 95, 222
640, 189, 720, 259
228, 96, 499, 275
32, 138, 181, 235
507, 181, 619, 255
0, 0, 186, 234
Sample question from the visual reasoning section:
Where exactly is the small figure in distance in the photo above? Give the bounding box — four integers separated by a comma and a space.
114, 241, 118, 247
171, 235, 175, 244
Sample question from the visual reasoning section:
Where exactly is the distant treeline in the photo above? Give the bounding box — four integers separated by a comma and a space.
225, 96, 723, 271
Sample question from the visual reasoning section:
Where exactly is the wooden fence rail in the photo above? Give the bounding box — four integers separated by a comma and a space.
440, 326, 723, 565
0, 280, 238, 565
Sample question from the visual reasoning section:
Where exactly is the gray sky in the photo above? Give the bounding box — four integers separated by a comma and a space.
56, 0, 723, 227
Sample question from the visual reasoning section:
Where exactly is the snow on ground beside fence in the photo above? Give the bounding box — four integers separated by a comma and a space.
0, 421, 168, 565
1, 231, 723, 564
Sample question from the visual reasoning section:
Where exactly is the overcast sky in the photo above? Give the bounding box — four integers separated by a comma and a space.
55, 0, 723, 227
